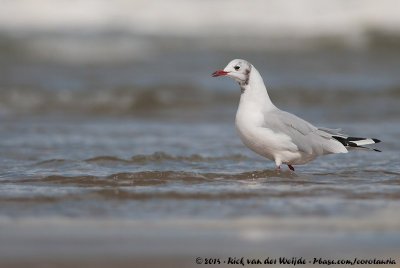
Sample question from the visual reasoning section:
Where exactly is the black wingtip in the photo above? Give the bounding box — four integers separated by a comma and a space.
333, 136, 382, 152
332, 136, 348, 146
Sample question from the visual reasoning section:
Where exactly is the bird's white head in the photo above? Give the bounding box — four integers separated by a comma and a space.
212, 59, 252, 86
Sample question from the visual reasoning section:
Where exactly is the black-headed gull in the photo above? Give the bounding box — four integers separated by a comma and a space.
212, 59, 381, 171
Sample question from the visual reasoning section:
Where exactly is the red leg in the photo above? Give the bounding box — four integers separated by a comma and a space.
277, 166, 280, 170
288, 165, 295, 171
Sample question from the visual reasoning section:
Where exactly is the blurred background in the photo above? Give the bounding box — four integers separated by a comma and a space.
0, 0, 399, 267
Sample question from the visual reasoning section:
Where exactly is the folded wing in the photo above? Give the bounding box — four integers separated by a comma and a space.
262, 110, 348, 155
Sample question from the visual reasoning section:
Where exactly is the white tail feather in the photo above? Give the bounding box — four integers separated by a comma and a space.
352, 139, 375, 146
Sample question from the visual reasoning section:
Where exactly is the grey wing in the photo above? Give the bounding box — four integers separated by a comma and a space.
263, 110, 347, 155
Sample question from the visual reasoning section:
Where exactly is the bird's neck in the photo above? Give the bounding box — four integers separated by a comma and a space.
239, 67, 276, 111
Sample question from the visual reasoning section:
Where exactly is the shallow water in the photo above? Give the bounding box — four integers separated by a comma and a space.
1, 110, 399, 266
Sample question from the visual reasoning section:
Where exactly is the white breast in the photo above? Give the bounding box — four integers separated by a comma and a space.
235, 100, 284, 159
235, 99, 309, 165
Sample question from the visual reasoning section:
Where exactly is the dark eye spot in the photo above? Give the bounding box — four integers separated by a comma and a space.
234, 66, 240, 71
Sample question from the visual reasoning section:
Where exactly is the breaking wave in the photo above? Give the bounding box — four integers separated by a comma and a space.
1, 85, 399, 116
1, 0, 400, 63
31, 153, 250, 168
85, 152, 248, 164
2, 169, 400, 202
1, 169, 298, 187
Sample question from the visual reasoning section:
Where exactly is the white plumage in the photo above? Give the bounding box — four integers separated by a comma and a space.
212, 59, 380, 171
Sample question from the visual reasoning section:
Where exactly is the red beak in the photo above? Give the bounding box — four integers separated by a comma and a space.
212, 70, 229, 77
